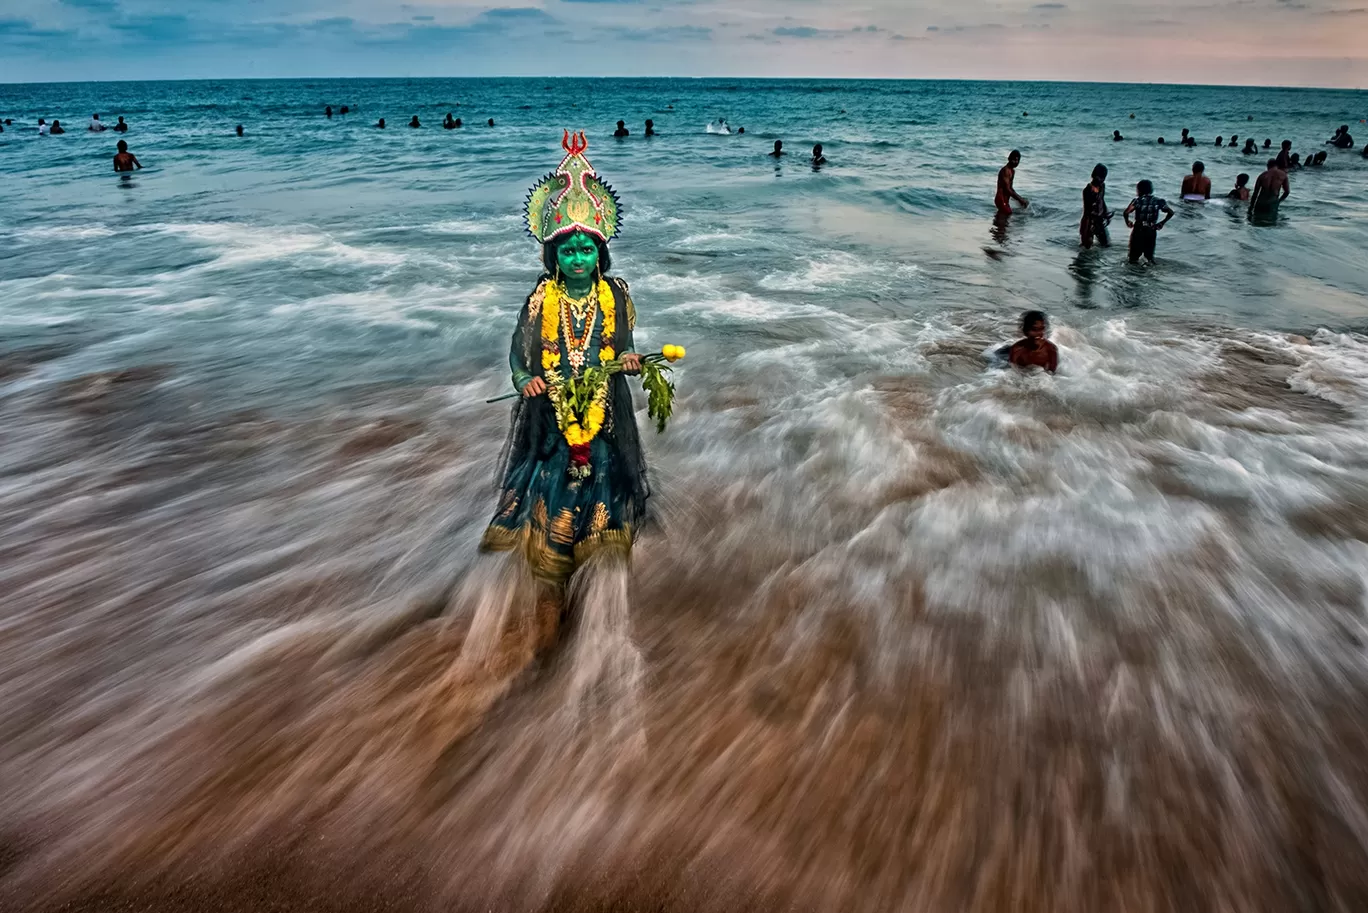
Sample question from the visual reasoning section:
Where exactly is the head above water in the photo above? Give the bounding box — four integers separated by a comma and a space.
1281, 140, 1292, 151
773, 140, 783, 152
1008, 149, 1021, 164
813, 143, 823, 155
1091, 163, 1108, 182
1267, 158, 1278, 169
116, 139, 127, 151
617, 120, 625, 128
543, 230, 611, 281
1181, 128, 1190, 137
1192, 161, 1205, 174
1137, 179, 1154, 195
1215, 137, 1224, 145
1235, 173, 1249, 187
1021, 310, 1047, 337
236, 124, 244, 135
1157, 137, 1165, 144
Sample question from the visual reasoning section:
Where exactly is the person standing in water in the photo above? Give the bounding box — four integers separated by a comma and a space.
1113, 130, 1124, 142
644, 119, 655, 137
1123, 179, 1174, 264
995, 150, 1028, 215
88, 113, 106, 132
613, 120, 629, 138
376, 118, 386, 129
49, 120, 65, 135
1275, 140, 1293, 170
482, 131, 663, 649
1328, 125, 1354, 149
112, 139, 142, 172
1227, 173, 1251, 201
769, 140, 785, 158
1180, 161, 1211, 200
325, 105, 333, 119
408, 115, 421, 128
1248, 158, 1289, 224
1079, 163, 1112, 249
811, 144, 827, 168
113, 116, 128, 133
1008, 311, 1058, 374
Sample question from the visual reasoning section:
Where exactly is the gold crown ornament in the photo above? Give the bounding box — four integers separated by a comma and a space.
526, 131, 622, 245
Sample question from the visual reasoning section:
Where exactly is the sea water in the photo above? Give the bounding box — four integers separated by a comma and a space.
2, 78, 1368, 912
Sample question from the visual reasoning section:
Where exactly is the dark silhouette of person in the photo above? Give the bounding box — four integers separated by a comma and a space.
1180, 128, 1192, 146
377, 118, 386, 129
1181, 161, 1211, 200
770, 140, 785, 158
340, 105, 350, 114
1229, 134, 1239, 147
236, 124, 245, 136
409, 116, 421, 128
1113, 130, 1124, 141
614, 120, 629, 138
113, 116, 128, 133
737, 127, 745, 134
1328, 125, 1354, 149
326, 105, 333, 118
1215, 136, 1224, 147
1157, 137, 1166, 145
1276, 140, 1292, 170
645, 119, 655, 137
113, 139, 142, 172
49, 119, 65, 135
1242, 138, 1257, 154
1263, 138, 1272, 149
811, 143, 827, 167
1080, 163, 1112, 249
1228, 173, 1250, 200
444, 113, 460, 129
487, 118, 495, 127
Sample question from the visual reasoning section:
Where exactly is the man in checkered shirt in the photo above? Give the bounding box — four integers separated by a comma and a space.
1123, 180, 1175, 264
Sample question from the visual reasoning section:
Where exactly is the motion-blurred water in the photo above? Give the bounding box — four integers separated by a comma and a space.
3, 78, 1368, 912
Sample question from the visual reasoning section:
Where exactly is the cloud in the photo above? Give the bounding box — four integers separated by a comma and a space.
608, 24, 711, 40
411, 14, 435, 21
1032, 2, 1067, 8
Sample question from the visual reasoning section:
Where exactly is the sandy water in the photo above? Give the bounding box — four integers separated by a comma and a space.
3, 78, 1368, 911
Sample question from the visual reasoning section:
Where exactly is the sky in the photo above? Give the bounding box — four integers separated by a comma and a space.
1, 0, 1366, 88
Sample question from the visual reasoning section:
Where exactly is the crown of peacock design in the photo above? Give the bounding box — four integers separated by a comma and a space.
525, 131, 622, 245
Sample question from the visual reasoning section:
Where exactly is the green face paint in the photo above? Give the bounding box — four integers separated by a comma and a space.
556, 232, 599, 291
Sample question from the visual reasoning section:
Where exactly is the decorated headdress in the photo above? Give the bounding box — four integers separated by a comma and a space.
525, 131, 622, 245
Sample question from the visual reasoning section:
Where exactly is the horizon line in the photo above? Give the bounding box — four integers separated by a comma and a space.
2, 74, 1366, 94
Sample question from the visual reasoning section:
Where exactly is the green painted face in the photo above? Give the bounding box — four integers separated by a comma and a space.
555, 232, 599, 285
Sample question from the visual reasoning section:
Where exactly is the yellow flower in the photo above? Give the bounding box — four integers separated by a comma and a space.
599, 347, 615, 363
662, 344, 686, 362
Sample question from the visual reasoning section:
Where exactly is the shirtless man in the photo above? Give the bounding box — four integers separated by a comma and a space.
1248, 158, 1289, 223
112, 139, 142, 172
1275, 140, 1292, 170
1180, 161, 1211, 200
995, 150, 1028, 215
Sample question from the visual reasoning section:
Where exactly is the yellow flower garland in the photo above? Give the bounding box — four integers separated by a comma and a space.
541, 278, 616, 453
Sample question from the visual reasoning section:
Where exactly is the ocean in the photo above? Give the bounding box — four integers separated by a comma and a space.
3, 77, 1368, 912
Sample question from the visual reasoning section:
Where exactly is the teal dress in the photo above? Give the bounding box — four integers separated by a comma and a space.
481, 276, 649, 585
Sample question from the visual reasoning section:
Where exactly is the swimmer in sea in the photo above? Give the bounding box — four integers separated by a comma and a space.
1328, 125, 1354, 149
995, 150, 1028, 215
1264, 138, 1272, 149
1123, 179, 1174, 264
49, 120, 65, 135
1180, 161, 1211, 200
1215, 136, 1224, 147
1227, 173, 1250, 201
340, 106, 350, 115
1275, 140, 1292, 170
1229, 134, 1239, 148
326, 105, 333, 118
409, 115, 421, 128
1113, 130, 1124, 142
1158, 137, 1165, 145
1080, 164, 1113, 249
737, 126, 745, 135
37, 118, 49, 136
1248, 158, 1289, 223
770, 140, 785, 158
614, 120, 629, 138
645, 119, 655, 137
236, 124, 244, 136
444, 112, 459, 129
1242, 138, 1257, 155
113, 139, 142, 172
487, 118, 495, 127
1288, 153, 1302, 169
376, 118, 386, 129
811, 143, 827, 168
88, 113, 106, 132
1008, 311, 1058, 374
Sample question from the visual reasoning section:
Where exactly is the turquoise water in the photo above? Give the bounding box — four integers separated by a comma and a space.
4, 78, 1368, 912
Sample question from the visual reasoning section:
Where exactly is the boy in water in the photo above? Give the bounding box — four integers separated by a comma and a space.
1080, 163, 1112, 248
1123, 179, 1174, 264
1008, 311, 1058, 374
112, 140, 142, 172
995, 150, 1028, 215
1227, 173, 1250, 201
